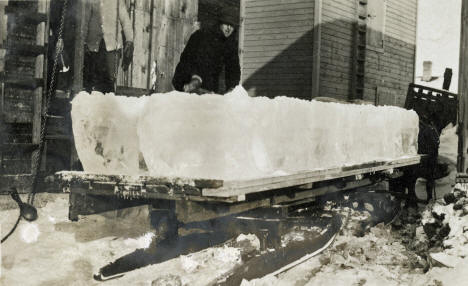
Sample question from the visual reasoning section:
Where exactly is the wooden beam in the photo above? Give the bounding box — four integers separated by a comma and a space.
70, 0, 87, 170
239, 0, 246, 83
175, 198, 271, 224
31, 0, 48, 174
311, 0, 322, 98
72, 0, 86, 94
146, 0, 155, 91
202, 155, 421, 197
271, 178, 374, 205
458, 0, 468, 173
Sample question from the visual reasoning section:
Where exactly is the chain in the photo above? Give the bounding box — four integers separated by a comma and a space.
29, 0, 69, 205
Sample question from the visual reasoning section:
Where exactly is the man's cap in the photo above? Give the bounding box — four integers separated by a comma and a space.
217, 7, 239, 27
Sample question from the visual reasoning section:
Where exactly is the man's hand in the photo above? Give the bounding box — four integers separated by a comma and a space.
122, 41, 134, 71
183, 78, 202, 93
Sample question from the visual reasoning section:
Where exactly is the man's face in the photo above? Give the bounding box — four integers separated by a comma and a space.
220, 24, 234, 38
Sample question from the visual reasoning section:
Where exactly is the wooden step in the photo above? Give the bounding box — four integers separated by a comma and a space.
4, 8, 47, 24
45, 134, 71, 141
0, 74, 43, 89
1, 42, 46, 57
55, 90, 71, 99
2, 143, 39, 154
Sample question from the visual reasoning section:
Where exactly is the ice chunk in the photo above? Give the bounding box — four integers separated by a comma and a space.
71, 87, 419, 179
71, 91, 145, 175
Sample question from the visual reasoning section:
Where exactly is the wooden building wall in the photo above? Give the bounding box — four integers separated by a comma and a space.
117, 0, 198, 92
148, 0, 198, 92
363, 0, 417, 107
319, 0, 355, 101
241, 0, 315, 100
239, 0, 417, 106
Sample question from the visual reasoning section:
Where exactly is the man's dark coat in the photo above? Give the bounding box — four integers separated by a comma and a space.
172, 26, 241, 93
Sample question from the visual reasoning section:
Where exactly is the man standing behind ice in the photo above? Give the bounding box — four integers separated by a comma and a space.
172, 8, 241, 94
83, 0, 134, 93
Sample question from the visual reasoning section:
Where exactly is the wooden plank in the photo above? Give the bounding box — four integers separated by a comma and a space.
56, 171, 224, 189
31, 0, 47, 174
72, 0, 86, 93
312, 0, 321, 98
239, 0, 246, 83
175, 198, 271, 224
202, 155, 421, 197
246, 2, 314, 13
245, 13, 313, 25
132, 0, 149, 88
271, 178, 374, 205
245, 0, 312, 8
458, 0, 468, 172
246, 7, 314, 18
68, 192, 147, 221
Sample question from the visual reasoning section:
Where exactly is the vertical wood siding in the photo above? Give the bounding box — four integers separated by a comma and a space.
319, 0, 356, 101
241, 0, 315, 100
363, 0, 417, 107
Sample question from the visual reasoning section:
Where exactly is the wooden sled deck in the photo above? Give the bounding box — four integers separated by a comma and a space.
56, 155, 421, 204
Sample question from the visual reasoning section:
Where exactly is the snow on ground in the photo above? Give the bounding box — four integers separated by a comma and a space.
0, 195, 256, 286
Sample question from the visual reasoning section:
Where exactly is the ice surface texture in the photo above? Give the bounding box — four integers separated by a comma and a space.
71, 86, 419, 180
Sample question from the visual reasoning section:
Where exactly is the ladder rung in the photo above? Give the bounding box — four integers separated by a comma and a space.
2, 42, 46, 56
55, 90, 71, 99
1, 75, 43, 89
4, 8, 47, 24
45, 134, 71, 141
45, 114, 65, 119
2, 143, 39, 153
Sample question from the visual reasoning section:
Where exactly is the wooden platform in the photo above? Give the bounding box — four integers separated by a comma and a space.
56, 155, 421, 203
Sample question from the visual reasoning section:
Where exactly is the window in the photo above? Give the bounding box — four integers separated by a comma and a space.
367, 0, 386, 51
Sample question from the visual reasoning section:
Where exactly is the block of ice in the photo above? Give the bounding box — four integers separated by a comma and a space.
71, 86, 419, 180
71, 91, 145, 175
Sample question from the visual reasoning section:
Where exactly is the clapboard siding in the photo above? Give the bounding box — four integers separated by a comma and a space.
319, 0, 355, 100
363, 0, 417, 107
242, 0, 314, 99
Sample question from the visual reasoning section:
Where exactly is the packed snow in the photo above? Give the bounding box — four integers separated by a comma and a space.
71, 86, 419, 180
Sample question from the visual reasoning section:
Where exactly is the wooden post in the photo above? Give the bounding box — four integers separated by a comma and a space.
458, 0, 468, 173
443, 68, 453, 90
32, 0, 48, 173
70, 0, 87, 170
146, 0, 155, 92
72, 0, 86, 95
239, 0, 246, 84
312, 0, 322, 99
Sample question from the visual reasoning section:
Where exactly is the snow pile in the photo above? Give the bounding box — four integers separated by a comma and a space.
438, 123, 458, 164
71, 86, 419, 180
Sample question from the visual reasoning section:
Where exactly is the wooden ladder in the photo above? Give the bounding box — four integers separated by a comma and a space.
351, 0, 368, 100
0, 0, 48, 193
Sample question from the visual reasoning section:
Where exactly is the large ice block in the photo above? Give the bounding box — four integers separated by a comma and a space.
71, 86, 419, 180
71, 91, 145, 175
